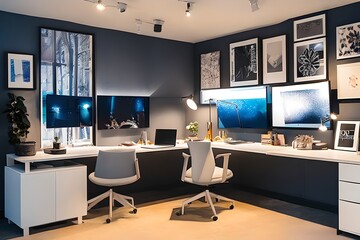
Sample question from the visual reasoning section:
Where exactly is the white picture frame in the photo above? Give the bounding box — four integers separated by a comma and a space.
7, 53, 34, 89
294, 14, 326, 42
336, 21, 360, 60
337, 62, 360, 99
230, 38, 258, 87
334, 121, 360, 151
263, 35, 286, 84
294, 37, 326, 82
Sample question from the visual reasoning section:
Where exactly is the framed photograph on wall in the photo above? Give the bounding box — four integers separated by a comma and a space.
294, 37, 326, 82
334, 121, 360, 151
7, 53, 34, 89
201, 51, 220, 89
294, 14, 326, 42
230, 38, 258, 87
337, 62, 360, 99
337, 22, 360, 60
262, 35, 286, 84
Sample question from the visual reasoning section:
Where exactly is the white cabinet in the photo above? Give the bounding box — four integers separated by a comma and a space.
339, 163, 360, 236
5, 163, 87, 236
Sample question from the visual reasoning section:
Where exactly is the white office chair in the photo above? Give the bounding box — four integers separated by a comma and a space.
177, 141, 234, 221
87, 149, 140, 223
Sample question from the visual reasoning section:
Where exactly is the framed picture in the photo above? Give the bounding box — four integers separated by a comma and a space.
230, 38, 258, 87
294, 37, 326, 82
7, 53, 34, 89
337, 62, 360, 99
334, 121, 360, 151
294, 14, 326, 42
262, 35, 286, 84
336, 22, 360, 60
201, 51, 220, 89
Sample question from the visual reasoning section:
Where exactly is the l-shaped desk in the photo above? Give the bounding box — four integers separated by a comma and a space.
5, 142, 360, 236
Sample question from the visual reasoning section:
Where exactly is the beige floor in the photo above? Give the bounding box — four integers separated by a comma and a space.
12, 197, 352, 240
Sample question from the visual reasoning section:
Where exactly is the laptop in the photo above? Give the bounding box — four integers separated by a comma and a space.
141, 129, 177, 149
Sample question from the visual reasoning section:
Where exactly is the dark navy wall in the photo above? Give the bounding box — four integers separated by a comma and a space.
0, 11, 194, 213
192, 2, 360, 145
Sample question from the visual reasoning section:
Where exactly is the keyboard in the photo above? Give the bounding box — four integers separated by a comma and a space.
226, 140, 247, 144
140, 145, 174, 149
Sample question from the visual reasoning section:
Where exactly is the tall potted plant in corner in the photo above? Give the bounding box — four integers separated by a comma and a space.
3, 93, 36, 156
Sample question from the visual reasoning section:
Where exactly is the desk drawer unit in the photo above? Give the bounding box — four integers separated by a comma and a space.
339, 163, 360, 236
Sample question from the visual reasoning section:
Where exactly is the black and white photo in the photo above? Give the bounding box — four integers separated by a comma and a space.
201, 51, 220, 89
263, 35, 286, 84
337, 22, 360, 60
294, 14, 326, 42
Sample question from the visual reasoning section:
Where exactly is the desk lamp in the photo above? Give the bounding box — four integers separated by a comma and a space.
182, 95, 198, 110
319, 113, 337, 131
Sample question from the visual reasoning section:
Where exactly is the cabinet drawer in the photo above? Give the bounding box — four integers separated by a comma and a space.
339, 200, 360, 235
339, 181, 360, 203
339, 163, 360, 183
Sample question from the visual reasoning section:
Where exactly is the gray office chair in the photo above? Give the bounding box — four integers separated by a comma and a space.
87, 149, 140, 223
177, 141, 234, 221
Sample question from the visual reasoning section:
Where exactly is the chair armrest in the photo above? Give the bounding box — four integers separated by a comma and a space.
135, 158, 141, 179
215, 153, 231, 182
181, 152, 191, 182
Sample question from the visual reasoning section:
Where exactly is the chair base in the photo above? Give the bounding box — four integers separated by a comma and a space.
88, 188, 137, 222
179, 189, 234, 220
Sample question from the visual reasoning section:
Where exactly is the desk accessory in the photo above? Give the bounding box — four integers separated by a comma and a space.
44, 148, 67, 154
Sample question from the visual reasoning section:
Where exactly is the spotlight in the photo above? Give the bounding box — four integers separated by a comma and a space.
96, 0, 105, 11
153, 19, 164, 33
117, 2, 127, 13
135, 19, 142, 34
185, 2, 192, 17
249, 0, 259, 12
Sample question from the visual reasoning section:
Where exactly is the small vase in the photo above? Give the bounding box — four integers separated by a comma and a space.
14, 141, 36, 156
53, 142, 61, 149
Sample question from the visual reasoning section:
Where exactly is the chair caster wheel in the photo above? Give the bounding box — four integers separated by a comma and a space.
211, 215, 218, 221
176, 211, 182, 216
106, 218, 111, 223
229, 204, 234, 210
130, 208, 137, 214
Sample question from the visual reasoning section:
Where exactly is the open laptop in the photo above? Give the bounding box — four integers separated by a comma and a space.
141, 129, 177, 149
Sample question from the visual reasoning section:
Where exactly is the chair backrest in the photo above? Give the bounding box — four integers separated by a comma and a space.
95, 149, 136, 179
187, 141, 215, 184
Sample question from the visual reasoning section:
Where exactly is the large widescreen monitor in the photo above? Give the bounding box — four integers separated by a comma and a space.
272, 81, 330, 129
46, 95, 93, 128
97, 95, 150, 130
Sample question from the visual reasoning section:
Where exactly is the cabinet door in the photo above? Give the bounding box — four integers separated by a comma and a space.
55, 166, 87, 221
22, 171, 56, 227
339, 200, 360, 235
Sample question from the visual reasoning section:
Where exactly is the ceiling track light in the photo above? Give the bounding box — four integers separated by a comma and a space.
85, 0, 127, 12
185, 2, 193, 17
117, 2, 127, 13
249, 0, 259, 12
96, 0, 105, 11
135, 19, 165, 33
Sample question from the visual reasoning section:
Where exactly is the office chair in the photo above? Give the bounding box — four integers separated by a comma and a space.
87, 149, 140, 223
177, 141, 234, 221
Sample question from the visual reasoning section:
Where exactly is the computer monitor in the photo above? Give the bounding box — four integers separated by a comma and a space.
154, 129, 177, 146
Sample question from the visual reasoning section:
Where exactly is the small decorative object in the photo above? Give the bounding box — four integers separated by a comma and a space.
186, 121, 199, 137
292, 135, 314, 150
201, 51, 220, 89
337, 62, 360, 99
53, 136, 61, 149
336, 22, 360, 60
294, 14, 326, 42
3, 93, 36, 156
230, 38, 258, 87
294, 38, 326, 82
262, 35, 287, 84
7, 53, 34, 89
334, 121, 360, 151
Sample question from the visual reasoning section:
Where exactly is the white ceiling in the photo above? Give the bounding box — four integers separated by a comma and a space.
0, 0, 359, 43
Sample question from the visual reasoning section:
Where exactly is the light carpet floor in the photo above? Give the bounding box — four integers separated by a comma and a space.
8, 197, 353, 240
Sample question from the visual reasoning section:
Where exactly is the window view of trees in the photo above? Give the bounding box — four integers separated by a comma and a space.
40, 28, 93, 147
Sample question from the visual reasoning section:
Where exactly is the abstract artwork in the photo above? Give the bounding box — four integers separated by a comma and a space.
294, 14, 326, 42
201, 51, 220, 89
334, 121, 360, 151
7, 53, 34, 89
230, 38, 258, 87
294, 37, 326, 82
336, 22, 360, 60
263, 35, 286, 84
337, 62, 360, 99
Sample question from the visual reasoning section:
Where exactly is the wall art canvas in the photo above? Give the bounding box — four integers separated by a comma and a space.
201, 51, 220, 89
294, 14, 326, 42
7, 53, 34, 89
337, 62, 360, 99
337, 22, 360, 60
334, 121, 360, 151
294, 37, 326, 82
230, 38, 258, 87
263, 35, 286, 84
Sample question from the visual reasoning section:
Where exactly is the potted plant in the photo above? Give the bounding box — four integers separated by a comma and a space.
53, 136, 61, 149
186, 121, 199, 138
3, 93, 36, 156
